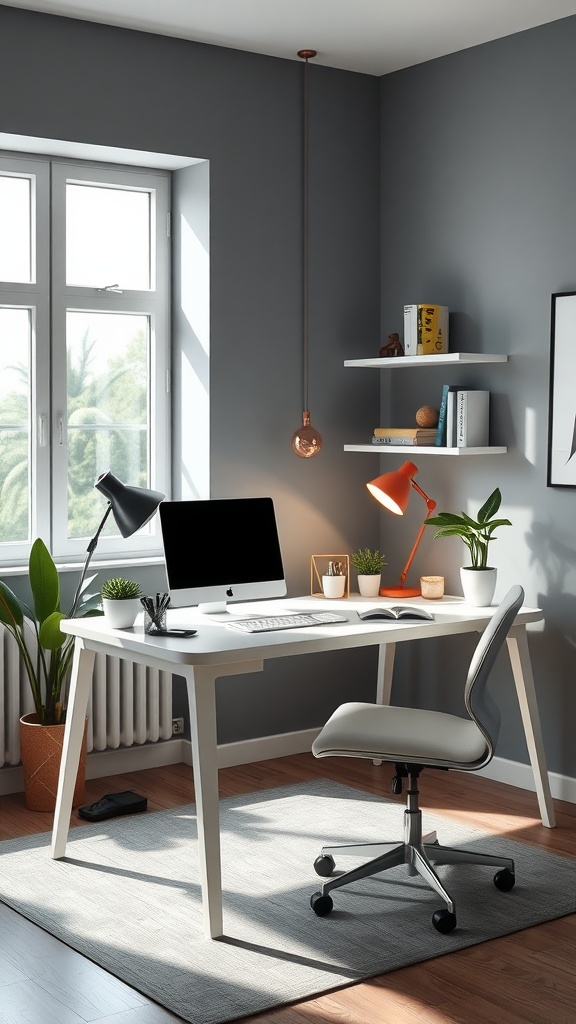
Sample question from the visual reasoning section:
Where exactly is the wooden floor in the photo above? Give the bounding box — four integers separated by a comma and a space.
0, 754, 575, 1024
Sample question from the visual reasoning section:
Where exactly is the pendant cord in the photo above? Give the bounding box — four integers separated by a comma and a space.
298, 50, 316, 413
302, 54, 309, 412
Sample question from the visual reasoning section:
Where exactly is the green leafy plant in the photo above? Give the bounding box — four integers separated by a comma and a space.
100, 577, 142, 600
0, 538, 101, 725
425, 487, 511, 569
350, 548, 387, 575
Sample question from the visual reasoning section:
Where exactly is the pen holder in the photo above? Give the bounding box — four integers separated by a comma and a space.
141, 594, 170, 634
144, 609, 167, 634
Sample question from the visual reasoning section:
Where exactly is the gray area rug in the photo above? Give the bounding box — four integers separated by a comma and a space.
0, 779, 574, 1024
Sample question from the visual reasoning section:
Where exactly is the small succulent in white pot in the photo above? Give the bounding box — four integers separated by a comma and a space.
351, 548, 386, 597
100, 578, 142, 628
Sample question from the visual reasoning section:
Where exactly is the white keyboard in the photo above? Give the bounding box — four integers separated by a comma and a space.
227, 612, 349, 633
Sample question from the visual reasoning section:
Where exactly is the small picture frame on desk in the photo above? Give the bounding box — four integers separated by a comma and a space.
310, 554, 350, 599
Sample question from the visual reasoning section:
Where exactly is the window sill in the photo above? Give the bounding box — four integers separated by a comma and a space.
0, 555, 165, 578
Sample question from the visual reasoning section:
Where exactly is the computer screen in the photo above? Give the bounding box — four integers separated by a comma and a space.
159, 497, 287, 611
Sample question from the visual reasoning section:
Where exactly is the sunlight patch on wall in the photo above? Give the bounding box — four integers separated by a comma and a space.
525, 405, 537, 466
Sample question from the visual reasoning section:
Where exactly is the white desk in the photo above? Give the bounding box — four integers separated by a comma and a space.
52, 594, 553, 939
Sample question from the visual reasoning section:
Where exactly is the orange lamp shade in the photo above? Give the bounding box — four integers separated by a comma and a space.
366, 461, 418, 516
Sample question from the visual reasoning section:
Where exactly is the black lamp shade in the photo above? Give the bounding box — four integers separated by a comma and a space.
95, 472, 165, 538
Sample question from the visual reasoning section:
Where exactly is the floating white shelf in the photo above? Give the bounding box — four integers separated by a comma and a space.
344, 353, 508, 369
344, 444, 507, 456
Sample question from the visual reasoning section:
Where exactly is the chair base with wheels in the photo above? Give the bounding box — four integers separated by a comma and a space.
310, 764, 515, 933
310, 586, 525, 933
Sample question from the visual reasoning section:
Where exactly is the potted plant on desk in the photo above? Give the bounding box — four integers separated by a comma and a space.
0, 538, 101, 810
351, 548, 387, 598
424, 487, 511, 606
100, 577, 142, 628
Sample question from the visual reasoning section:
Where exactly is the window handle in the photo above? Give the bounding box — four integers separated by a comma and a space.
58, 416, 64, 446
97, 283, 123, 293
38, 414, 47, 447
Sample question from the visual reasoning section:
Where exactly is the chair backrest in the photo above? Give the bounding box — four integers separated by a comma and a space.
464, 585, 525, 759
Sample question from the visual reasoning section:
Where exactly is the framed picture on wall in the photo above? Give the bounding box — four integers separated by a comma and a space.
548, 291, 576, 487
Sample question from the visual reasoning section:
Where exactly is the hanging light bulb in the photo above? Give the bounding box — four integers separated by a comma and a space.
291, 49, 323, 458
292, 410, 322, 457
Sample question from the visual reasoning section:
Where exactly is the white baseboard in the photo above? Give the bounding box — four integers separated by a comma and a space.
477, 754, 576, 805
2, 729, 575, 807
0, 738, 186, 796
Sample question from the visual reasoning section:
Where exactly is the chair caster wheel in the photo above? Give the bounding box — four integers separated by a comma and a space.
494, 868, 515, 892
310, 891, 333, 916
432, 908, 457, 934
314, 854, 335, 877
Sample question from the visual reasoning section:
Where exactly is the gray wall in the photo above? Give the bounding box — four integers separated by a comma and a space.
0, 6, 381, 742
378, 17, 576, 775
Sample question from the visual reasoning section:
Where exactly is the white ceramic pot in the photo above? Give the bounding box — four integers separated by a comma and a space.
102, 597, 141, 628
460, 566, 497, 607
322, 574, 346, 598
357, 574, 381, 598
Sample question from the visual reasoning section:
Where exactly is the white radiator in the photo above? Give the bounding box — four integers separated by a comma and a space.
0, 627, 173, 768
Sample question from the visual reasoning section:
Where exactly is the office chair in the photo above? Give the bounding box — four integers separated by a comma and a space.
310, 584, 525, 934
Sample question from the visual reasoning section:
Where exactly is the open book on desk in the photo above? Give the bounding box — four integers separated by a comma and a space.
358, 605, 434, 622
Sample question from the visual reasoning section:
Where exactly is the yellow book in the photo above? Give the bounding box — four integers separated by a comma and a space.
373, 426, 436, 437
403, 304, 449, 355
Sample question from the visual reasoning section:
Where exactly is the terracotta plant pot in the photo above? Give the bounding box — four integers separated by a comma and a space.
19, 712, 87, 812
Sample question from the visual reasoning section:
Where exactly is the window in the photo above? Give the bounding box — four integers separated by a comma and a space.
0, 153, 170, 564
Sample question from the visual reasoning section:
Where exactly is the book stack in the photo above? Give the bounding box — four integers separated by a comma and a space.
403, 304, 449, 356
436, 386, 489, 446
372, 427, 438, 446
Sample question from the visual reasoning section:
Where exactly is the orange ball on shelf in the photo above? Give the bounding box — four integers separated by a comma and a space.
415, 406, 439, 428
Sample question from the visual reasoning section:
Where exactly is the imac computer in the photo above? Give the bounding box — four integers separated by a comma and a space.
159, 496, 287, 612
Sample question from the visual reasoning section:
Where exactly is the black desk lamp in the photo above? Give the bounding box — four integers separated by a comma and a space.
69, 471, 165, 616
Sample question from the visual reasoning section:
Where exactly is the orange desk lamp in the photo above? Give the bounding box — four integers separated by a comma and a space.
366, 461, 436, 598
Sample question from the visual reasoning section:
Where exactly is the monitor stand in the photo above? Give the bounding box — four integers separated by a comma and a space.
198, 601, 228, 614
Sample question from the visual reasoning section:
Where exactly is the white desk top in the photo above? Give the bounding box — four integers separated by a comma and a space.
60, 594, 542, 671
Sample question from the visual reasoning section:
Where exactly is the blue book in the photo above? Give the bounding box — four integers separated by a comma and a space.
436, 384, 457, 446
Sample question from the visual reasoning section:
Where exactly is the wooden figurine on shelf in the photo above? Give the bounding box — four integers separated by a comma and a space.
379, 332, 404, 358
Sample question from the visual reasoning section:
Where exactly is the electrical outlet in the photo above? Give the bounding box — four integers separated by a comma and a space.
172, 717, 185, 736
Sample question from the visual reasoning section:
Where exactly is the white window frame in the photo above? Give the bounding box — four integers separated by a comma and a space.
0, 154, 50, 565
0, 152, 171, 565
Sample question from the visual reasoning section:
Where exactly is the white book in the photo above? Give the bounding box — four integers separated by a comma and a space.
456, 390, 490, 447
403, 304, 418, 355
446, 389, 458, 447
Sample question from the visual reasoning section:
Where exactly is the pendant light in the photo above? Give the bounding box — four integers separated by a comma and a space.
291, 49, 323, 458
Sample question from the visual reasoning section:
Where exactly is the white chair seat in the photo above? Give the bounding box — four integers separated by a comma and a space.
312, 701, 489, 769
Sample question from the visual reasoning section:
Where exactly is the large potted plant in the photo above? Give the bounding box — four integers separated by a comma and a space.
351, 548, 387, 598
0, 538, 101, 810
425, 487, 511, 606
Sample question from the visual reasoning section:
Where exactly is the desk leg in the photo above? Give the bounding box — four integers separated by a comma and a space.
51, 640, 95, 859
372, 643, 396, 765
506, 624, 556, 828
184, 666, 222, 939
376, 642, 396, 706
